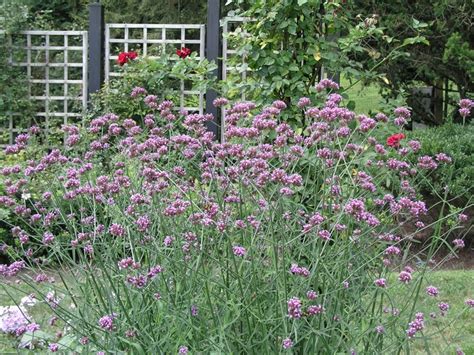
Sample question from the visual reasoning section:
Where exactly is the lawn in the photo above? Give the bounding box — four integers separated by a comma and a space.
342, 77, 384, 114
395, 270, 474, 354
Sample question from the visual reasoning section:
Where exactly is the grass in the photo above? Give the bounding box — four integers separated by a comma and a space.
341, 76, 384, 115
391, 270, 474, 354
1, 269, 473, 353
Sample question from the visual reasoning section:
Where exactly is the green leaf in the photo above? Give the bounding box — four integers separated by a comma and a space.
402, 36, 429, 46
289, 64, 299, 72
298, 0, 308, 5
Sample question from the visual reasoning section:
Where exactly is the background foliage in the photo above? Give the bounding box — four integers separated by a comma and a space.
224, 0, 429, 127
409, 122, 474, 199
352, 0, 473, 123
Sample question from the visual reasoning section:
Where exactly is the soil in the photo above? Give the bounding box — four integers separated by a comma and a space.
401, 193, 474, 270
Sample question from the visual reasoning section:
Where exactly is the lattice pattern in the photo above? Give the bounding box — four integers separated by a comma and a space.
222, 17, 250, 101
105, 24, 206, 113
222, 17, 249, 95
221, 17, 251, 140
1, 30, 88, 145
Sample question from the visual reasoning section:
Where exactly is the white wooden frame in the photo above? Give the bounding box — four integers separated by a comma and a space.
222, 16, 249, 95
1, 30, 88, 145
105, 24, 206, 114
221, 16, 251, 140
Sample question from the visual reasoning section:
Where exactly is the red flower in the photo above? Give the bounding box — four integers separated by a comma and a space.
117, 51, 138, 66
127, 51, 138, 60
176, 47, 192, 59
386, 133, 405, 147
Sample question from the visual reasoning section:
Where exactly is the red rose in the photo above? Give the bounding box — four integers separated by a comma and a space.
117, 51, 138, 66
176, 47, 192, 59
127, 51, 138, 60
386, 133, 405, 147
117, 52, 129, 66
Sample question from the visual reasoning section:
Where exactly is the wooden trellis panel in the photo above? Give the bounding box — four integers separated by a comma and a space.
105, 24, 206, 114
1, 30, 88, 145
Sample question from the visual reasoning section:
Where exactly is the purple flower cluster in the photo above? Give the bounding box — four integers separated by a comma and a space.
287, 297, 302, 319
315, 78, 339, 92
0, 260, 26, 277
459, 99, 473, 119
282, 337, 293, 349
130, 86, 147, 98
98, 313, 117, 331
290, 263, 310, 277
426, 285, 439, 297
232, 245, 247, 257
406, 312, 424, 338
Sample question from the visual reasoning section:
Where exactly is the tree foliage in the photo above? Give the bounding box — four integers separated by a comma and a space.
225, 0, 427, 128
352, 0, 473, 119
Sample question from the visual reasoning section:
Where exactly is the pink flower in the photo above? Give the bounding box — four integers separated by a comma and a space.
287, 297, 302, 319
375, 325, 385, 334
232, 245, 246, 257
109, 223, 125, 237
426, 285, 439, 297
213, 97, 229, 107
374, 278, 387, 288
98, 314, 116, 331
438, 302, 449, 314
307, 305, 324, 315
459, 99, 473, 119
306, 290, 318, 300
290, 263, 310, 277
282, 337, 293, 349
49, 343, 59, 352
406, 312, 424, 338
398, 271, 412, 283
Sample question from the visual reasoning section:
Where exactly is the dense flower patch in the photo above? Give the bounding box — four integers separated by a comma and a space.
0, 82, 472, 353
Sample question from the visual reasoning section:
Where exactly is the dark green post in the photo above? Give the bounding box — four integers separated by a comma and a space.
88, 1, 105, 98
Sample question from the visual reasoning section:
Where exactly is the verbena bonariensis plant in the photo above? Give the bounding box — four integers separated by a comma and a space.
0, 85, 472, 353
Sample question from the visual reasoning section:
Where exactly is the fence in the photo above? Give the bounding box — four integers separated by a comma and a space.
1, 30, 88, 145
1, 0, 251, 145
222, 16, 248, 100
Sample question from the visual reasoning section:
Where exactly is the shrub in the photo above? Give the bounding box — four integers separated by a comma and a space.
89, 51, 217, 120
0, 81, 472, 353
409, 122, 474, 199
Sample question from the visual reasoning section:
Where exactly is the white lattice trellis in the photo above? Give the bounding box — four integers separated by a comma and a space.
105, 24, 206, 113
222, 16, 249, 99
221, 16, 251, 140
1, 30, 88, 145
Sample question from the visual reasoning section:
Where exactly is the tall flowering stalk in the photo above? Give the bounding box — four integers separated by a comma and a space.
0, 82, 471, 353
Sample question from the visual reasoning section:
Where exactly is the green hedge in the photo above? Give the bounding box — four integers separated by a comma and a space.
410, 122, 474, 199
